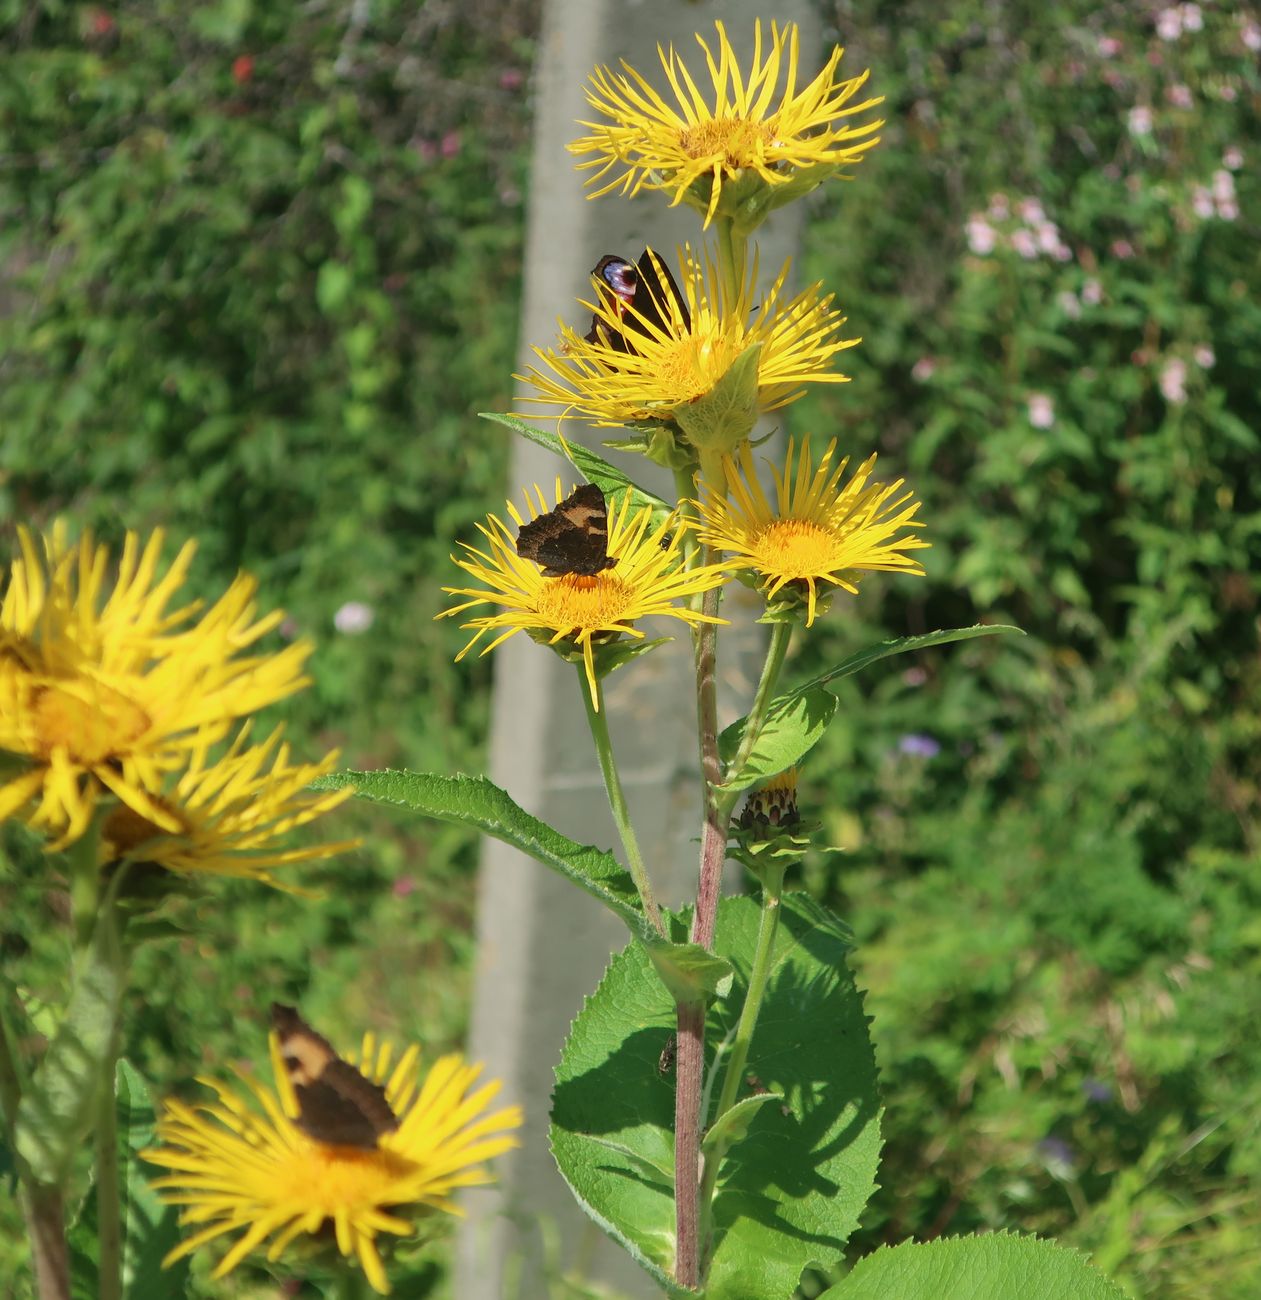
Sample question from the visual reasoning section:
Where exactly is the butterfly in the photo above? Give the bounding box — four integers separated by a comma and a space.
516, 482, 617, 577
583, 248, 691, 353
271, 1003, 400, 1148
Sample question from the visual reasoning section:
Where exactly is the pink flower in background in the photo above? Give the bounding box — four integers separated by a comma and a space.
392, 875, 418, 898
1212, 170, 1236, 202
1223, 146, 1243, 171
988, 192, 1010, 220
1082, 278, 1103, 305
1036, 222, 1062, 254
911, 357, 938, 383
1097, 36, 1122, 58
1191, 186, 1215, 219
1181, 4, 1203, 32
1011, 229, 1038, 258
498, 68, 525, 91
1027, 393, 1056, 428
1193, 345, 1215, 369
1053, 240, 1073, 263
1159, 358, 1188, 404
1243, 21, 1261, 52
1219, 85, 1238, 102
1155, 8, 1182, 40
1110, 239, 1135, 259
1217, 199, 1239, 221
1017, 197, 1046, 224
440, 131, 461, 158
966, 216, 997, 254
334, 601, 375, 635
1166, 84, 1193, 109
1057, 291, 1082, 319
1127, 106, 1153, 136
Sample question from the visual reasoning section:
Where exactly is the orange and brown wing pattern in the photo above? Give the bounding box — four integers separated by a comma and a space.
271, 1003, 399, 1149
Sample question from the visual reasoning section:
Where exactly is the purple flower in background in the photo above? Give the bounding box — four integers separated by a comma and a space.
898, 733, 941, 759
1082, 1078, 1113, 1103
1037, 1136, 1076, 1173
334, 601, 375, 635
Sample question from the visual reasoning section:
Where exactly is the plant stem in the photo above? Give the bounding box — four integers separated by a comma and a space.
673, 998, 705, 1290
697, 860, 786, 1223
716, 621, 793, 823
581, 670, 665, 937
20, 1184, 70, 1300
96, 1053, 122, 1300
690, 577, 725, 952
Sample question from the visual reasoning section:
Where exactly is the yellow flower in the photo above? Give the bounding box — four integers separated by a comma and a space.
439, 483, 727, 706
145, 1026, 522, 1296
100, 727, 357, 888
569, 20, 883, 227
519, 245, 856, 432
0, 525, 311, 848
695, 438, 929, 625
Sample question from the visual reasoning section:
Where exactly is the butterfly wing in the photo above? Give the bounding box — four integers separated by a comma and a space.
516, 482, 616, 577
583, 248, 690, 352
271, 1003, 399, 1149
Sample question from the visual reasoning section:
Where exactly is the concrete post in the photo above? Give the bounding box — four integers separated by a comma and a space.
455, 2, 816, 1295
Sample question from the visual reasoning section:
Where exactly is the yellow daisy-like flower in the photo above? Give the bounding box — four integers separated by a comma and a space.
569, 20, 883, 227
519, 245, 856, 433
439, 483, 728, 706
695, 438, 929, 625
0, 525, 311, 847
100, 727, 357, 888
145, 1026, 522, 1295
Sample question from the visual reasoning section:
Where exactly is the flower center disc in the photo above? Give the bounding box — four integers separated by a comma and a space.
533, 573, 634, 631
679, 117, 775, 164
33, 681, 150, 763
753, 519, 841, 577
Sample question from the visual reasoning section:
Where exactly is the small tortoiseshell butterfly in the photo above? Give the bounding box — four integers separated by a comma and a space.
516, 482, 617, 577
271, 1003, 400, 1148
584, 249, 691, 353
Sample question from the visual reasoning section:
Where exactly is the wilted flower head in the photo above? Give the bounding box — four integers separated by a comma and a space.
569, 20, 882, 230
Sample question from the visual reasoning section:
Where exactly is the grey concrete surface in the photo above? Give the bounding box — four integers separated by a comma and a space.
455, 2, 817, 1295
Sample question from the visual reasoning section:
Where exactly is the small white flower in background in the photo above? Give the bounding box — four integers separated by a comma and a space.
1057, 291, 1082, 320
334, 600, 375, 635
1191, 186, 1216, 219
1127, 106, 1154, 136
1167, 84, 1193, 109
1081, 278, 1104, 305
1027, 393, 1056, 429
911, 357, 938, 383
1156, 8, 1183, 40
1159, 358, 1188, 404
1193, 345, 1215, 369
1011, 229, 1038, 259
1180, 4, 1203, 32
1223, 146, 1243, 171
966, 216, 997, 254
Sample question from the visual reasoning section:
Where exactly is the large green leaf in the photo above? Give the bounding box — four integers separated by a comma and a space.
16, 904, 126, 1186
317, 770, 650, 940
69, 1061, 188, 1300
718, 688, 839, 793
821, 1234, 1129, 1300
481, 412, 673, 527
551, 894, 880, 1299
784, 625, 1022, 701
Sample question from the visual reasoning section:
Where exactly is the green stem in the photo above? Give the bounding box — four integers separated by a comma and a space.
714, 621, 793, 825
714, 218, 747, 307
580, 670, 665, 937
96, 1055, 122, 1300
697, 861, 786, 1226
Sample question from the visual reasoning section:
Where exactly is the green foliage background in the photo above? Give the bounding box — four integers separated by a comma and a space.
1, 0, 1259, 1296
